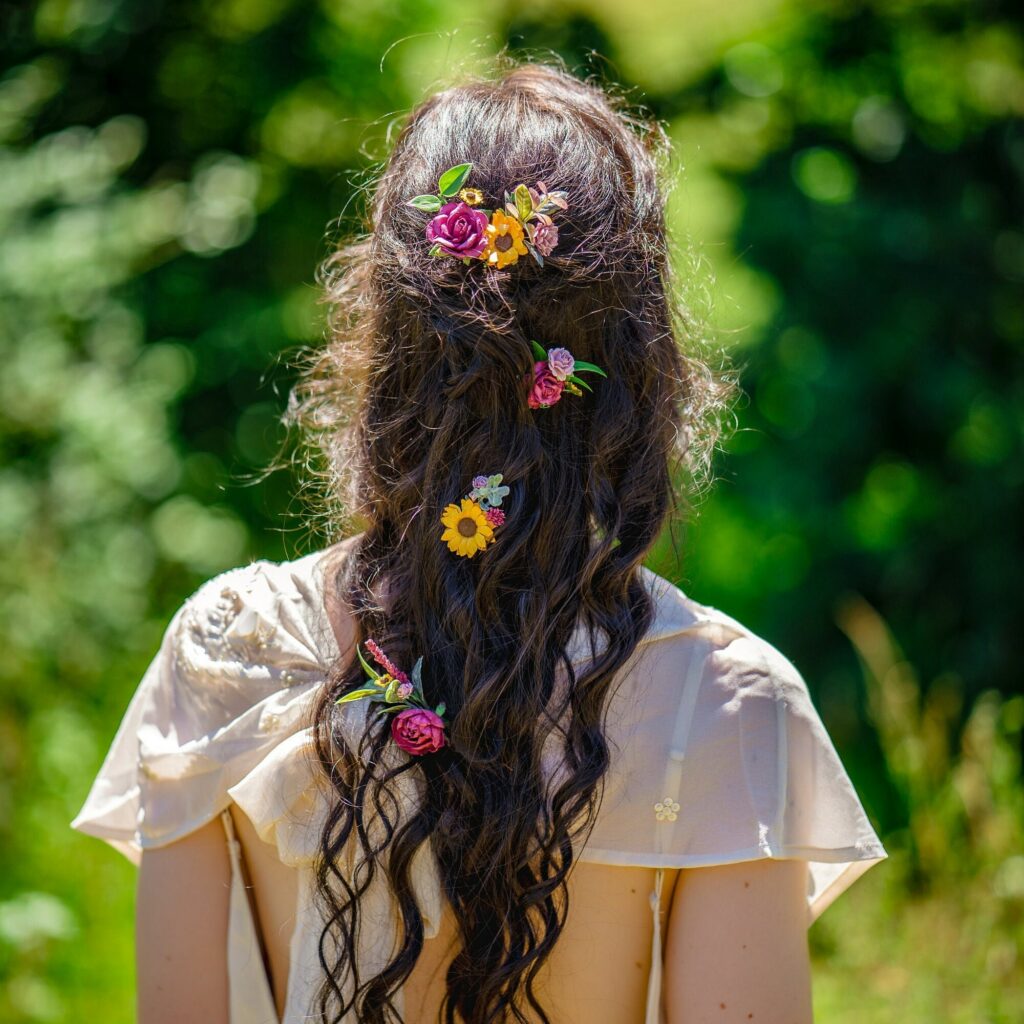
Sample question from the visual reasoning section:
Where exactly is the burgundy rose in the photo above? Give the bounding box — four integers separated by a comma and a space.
391, 707, 446, 755
425, 201, 489, 259
527, 361, 565, 409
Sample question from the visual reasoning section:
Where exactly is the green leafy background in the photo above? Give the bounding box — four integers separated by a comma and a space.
1, 1, 1021, 1021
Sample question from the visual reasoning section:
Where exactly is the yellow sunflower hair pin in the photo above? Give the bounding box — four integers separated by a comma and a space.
440, 474, 509, 558
407, 163, 568, 269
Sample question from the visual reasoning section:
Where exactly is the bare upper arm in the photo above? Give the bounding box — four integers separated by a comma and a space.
136, 815, 231, 1024
663, 857, 813, 1024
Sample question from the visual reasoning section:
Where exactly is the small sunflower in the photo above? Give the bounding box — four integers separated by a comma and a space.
482, 210, 528, 269
459, 187, 484, 206
440, 498, 494, 557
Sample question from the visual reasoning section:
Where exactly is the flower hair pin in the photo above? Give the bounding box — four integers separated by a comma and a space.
407, 163, 569, 269
335, 639, 447, 756
440, 473, 509, 558
527, 340, 607, 409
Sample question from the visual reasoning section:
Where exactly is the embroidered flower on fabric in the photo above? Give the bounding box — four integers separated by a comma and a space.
226, 605, 278, 659
188, 585, 244, 656
654, 796, 680, 822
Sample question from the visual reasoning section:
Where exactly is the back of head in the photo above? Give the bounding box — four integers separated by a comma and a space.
289, 60, 731, 1024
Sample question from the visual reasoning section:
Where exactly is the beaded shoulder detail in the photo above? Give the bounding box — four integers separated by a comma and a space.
172, 558, 334, 706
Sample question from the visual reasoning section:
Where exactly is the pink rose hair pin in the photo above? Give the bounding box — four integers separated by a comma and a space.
336, 639, 447, 756
527, 340, 607, 409
407, 163, 569, 269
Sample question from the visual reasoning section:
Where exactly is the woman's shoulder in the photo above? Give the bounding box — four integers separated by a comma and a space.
634, 563, 801, 685
68, 542, 355, 862
183, 545, 793, 694
175, 541, 354, 682
581, 564, 888, 909
185, 541, 800, 715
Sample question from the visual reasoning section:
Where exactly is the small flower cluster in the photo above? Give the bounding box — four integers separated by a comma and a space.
527, 340, 607, 409
407, 163, 569, 269
335, 639, 447, 756
440, 473, 510, 558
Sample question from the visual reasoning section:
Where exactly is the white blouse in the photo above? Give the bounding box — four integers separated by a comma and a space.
70, 546, 888, 1024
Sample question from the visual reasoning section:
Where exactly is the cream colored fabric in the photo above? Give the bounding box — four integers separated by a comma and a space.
70, 547, 888, 1024
220, 807, 279, 1024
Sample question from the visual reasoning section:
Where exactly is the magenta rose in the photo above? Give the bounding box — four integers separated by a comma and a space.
391, 707, 446, 755
425, 201, 489, 259
545, 347, 575, 381
527, 361, 565, 409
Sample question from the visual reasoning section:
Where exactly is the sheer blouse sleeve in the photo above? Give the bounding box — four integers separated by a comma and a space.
577, 597, 888, 926
69, 560, 328, 865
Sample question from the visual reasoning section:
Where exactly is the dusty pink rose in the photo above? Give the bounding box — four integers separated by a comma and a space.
472, 475, 488, 489
391, 707, 446, 755
527, 361, 565, 409
484, 507, 505, 527
545, 347, 575, 381
529, 220, 559, 256
396, 681, 414, 699
425, 201, 489, 259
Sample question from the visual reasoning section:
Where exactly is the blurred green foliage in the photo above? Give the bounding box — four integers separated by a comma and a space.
1, 0, 1021, 1020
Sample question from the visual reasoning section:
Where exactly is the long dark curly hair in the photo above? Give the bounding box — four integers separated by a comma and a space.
283, 59, 735, 1024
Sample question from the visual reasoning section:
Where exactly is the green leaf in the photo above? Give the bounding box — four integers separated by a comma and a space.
407, 194, 442, 212
335, 687, 381, 704
531, 339, 548, 361
572, 360, 608, 378
514, 183, 533, 223
438, 162, 472, 197
411, 656, 423, 688
523, 239, 544, 267
540, 191, 569, 212
435, 702, 446, 717
356, 645, 381, 680
375, 703, 411, 715
567, 374, 593, 392
428, 243, 447, 258
384, 678, 401, 702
